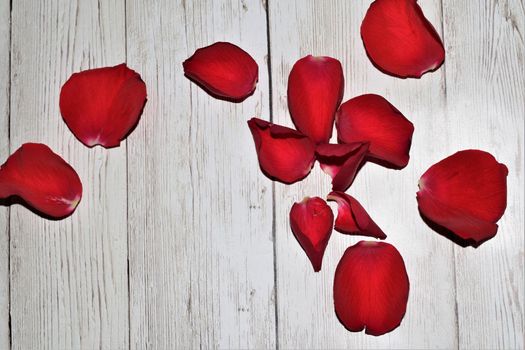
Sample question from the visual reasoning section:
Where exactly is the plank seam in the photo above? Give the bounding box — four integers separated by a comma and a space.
124, 0, 131, 349
264, 0, 279, 348
439, 1, 459, 348
7, 0, 12, 348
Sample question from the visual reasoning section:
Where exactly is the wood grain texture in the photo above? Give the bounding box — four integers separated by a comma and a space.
0, 0, 10, 348
442, 1, 524, 348
1, 0, 523, 348
268, 1, 458, 348
9, 1, 129, 349
125, 0, 275, 348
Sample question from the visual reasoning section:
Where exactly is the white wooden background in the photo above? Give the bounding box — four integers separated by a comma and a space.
0, 0, 523, 349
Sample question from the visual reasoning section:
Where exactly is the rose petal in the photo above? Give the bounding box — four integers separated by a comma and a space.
417, 150, 508, 247
60, 63, 147, 148
361, 0, 445, 78
0, 143, 82, 219
288, 55, 344, 144
183, 42, 258, 102
316, 143, 369, 191
334, 241, 410, 336
336, 94, 414, 169
289, 197, 334, 272
327, 191, 386, 239
248, 118, 315, 184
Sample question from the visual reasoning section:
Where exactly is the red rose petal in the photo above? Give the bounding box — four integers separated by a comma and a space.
336, 94, 414, 169
0, 143, 82, 219
316, 143, 369, 192
288, 55, 344, 144
60, 63, 147, 148
334, 241, 410, 336
289, 197, 334, 272
327, 191, 386, 239
417, 150, 508, 246
183, 42, 258, 102
361, 0, 445, 78
248, 118, 315, 184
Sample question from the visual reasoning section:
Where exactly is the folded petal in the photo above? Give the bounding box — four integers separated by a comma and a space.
327, 191, 386, 239
248, 118, 315, 184
60, 63, 147, 148
417, 150, 508, 246
316, 143, 369, 191
361, 0, 445, 78
288, 55, 344, 144
289, 197, 334, 272
183, 42, 258, 102
334, 241, 410, 336
0, 143, 82, 219
336, 94, 414, 169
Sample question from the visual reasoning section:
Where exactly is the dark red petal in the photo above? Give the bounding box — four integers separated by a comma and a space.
327, 191, 386, 239
248, 118, 315, 184
183, 42, 258, 102
288, 55, 344, 144
289, 197, 334, 272
334, 241, 410, 336
0, 143, 82, 219
336, 94, 414, 169
60, 63, 147, 148
417, 150, 508, 246
316, 143, 369, 191
361, 0, 445, 78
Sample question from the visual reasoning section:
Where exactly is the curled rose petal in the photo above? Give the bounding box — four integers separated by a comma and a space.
334, 241, 409, 336
327, 191, 386, 239
417, 150, 508, 247
60, 63, 147, 148
288, 55, 344, 144
361, 0, 445, 78
336, 94, 414, 169
316, 143, 369, 192
289, 197, 334, 272
0, 143, 82, 219
247, 118, 315, 184
183, 42, 258, 102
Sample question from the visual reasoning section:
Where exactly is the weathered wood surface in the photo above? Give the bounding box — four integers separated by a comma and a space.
443, 1, 524, 349
0, 0, 10, 348
0, 0, 522, 349
9, 1, 129, 349
126, 0, 275, 349
268, 1, 457, 348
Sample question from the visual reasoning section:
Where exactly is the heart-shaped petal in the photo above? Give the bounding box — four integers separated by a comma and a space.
288, 55, 344, 144
334, 241, 410, 336
336, 94, 414, 169
60, 64, 147, 148
361, 0, 445, 78
183, 42, 258, 102
417, 150, 508, 247
316, 143, 369, 192
0, 143, 82, 219
289, 197, 334, 272
327, 191, 386, 239
248, 118, 315, 184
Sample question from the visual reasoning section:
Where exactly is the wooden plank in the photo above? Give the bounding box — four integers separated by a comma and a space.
268, 0, 458, 348
0, 0, 10, 348
442, 1, 524, 348
126, 0, 275, 348
9, 1, 129, 349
